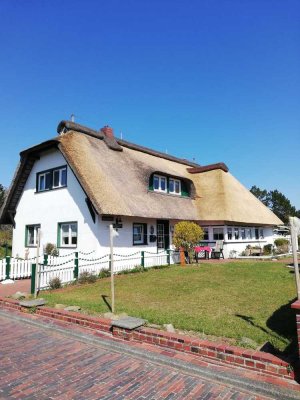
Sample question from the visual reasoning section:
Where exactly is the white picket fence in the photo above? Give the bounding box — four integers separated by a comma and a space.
0, 250, 179, 291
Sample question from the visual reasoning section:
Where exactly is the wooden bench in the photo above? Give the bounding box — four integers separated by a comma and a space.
249, 247, 262, 256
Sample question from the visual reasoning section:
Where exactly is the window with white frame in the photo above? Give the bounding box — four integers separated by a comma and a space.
153, 175, 167, 193
259, 228, 264, 239
241, 228, 246, 239
213, 228, 224, 240
25, 224, 40, 247
227, 227, 232, 240
58, 222, 77, 247
38, 171, 52, 192
247, 228, 252, 239
203, 227, 209, 241
53, 167, 67, 188
37, 166, 67, 192
169, 178, 181, 195
234, 227, 239, 240
133, 223, 147, 245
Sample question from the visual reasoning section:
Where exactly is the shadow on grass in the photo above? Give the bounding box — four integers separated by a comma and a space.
235, 297, 298, 358
101, 295, 112, 312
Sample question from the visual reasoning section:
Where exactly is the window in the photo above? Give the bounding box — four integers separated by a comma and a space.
58, 222, 77, 247
213, 228, 224, 240
53, 167, 67, 188
234, 228, 239, 240
37, 166, 67, 192
247, 228, 252, 239
255, 228, 259, 240
259, 228, 264, 239
133, 223, 147, 245
203, 227, 209, 241
169, 178, 181, 195
241, 228, 246, 240
153, 175, 167, 192
25, 224, 40, 247
227, 227, 232, 240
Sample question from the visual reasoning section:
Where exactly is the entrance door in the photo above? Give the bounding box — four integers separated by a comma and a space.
156, 220, 170, 250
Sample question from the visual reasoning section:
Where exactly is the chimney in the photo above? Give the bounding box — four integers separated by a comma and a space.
101, 125, 114, 139
100, 125, 123, 152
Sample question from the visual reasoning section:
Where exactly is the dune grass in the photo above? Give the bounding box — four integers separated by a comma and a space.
42, 261, 297, 353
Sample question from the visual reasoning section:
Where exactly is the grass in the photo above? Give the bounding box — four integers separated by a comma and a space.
42, 261, 297, 353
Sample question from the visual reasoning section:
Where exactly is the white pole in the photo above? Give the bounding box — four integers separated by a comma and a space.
34, 228, 41, 298
109, 224, 115, 314
289, 217, 300, 299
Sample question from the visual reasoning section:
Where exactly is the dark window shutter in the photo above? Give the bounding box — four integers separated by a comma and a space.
149, 175, 154, 191
181, 180, 189, 197
143, 223, 148, 244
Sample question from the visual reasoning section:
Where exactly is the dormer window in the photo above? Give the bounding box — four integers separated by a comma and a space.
153, 175, 167, 193
169, 178, 181, 195
37, 165, 67, 192
149, 173, 190, 197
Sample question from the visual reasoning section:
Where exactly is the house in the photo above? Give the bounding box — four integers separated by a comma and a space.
0, 120, 282, 259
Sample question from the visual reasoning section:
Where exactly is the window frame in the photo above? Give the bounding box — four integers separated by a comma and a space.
169, 178, 181, 195
227, 227, 233, 240
25, 224, 41, 247
133, 223, 148, 245
153, 174, 167, 193
213, 227, 224, 241
57, 221, 78, 248
36, 165, 67, 193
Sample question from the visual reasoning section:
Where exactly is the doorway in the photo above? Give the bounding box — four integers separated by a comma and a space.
156, 220, 170, 250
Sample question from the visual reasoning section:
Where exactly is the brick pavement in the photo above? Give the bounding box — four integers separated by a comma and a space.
0, 313, 276, 400
0, 279, 30, 297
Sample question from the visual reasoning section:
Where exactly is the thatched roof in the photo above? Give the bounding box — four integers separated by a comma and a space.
0, 121, 282, 226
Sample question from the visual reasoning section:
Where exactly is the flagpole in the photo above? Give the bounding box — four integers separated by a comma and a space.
290, 217, 300, 299
109, 224, 115, 314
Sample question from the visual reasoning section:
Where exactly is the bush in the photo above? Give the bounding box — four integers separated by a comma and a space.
274, 238, 289, 247
78, 271, 97, 284
173, 221, 204, 263
98, 268, 111, 279
49, 277, 62, 290
44, 243, 59, 256
263, 244, 273, 255
274, 238, 289, 254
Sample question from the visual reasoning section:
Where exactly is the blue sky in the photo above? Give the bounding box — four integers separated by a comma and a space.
0, 0, 299, 208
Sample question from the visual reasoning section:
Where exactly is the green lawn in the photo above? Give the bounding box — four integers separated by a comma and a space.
42, 261, 297, 353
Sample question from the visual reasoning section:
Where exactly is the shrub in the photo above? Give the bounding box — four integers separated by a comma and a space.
98, 268, 111, 279
78, 271, 97, 284
263, 244, 273, 255
173, 221, 204, 263
274, 238, 289, 247
274, 238, 289, 254
44, 243, 59, 256
49, 277, 62, 290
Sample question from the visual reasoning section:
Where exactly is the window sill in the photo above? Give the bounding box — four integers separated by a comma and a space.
133, 243, 148, 246
58, 246, 77, 249
35, 186, 67, 194
148, 190, 190, 199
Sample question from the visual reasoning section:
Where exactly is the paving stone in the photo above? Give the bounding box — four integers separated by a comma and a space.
19, 299, 47, 308
64, 306, 81, 312
112, 316, 146, 330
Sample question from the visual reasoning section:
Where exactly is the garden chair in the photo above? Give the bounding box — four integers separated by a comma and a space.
210, 240, 224, 259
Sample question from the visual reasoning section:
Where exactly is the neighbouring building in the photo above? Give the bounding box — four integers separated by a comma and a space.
0, 120, 282, 259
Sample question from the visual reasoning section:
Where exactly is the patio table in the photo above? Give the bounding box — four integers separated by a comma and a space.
194, 246, 212, 260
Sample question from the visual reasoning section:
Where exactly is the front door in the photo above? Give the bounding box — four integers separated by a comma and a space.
156, 220, 170, 250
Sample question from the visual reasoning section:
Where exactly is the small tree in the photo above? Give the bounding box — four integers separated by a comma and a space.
173, 221, 203, 264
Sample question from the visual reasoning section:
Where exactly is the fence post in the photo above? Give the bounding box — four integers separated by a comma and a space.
5, 256, 11, 280
141, 251, 145, 269
74, 252, 79, 280
31, 264, 36, 294
167, 249, 170, 265
43, 254, 48, 266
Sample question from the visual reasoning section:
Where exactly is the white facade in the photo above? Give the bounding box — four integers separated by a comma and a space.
13, 148, 275, 259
